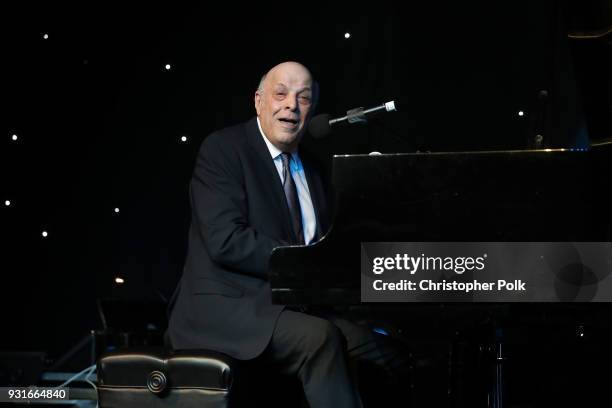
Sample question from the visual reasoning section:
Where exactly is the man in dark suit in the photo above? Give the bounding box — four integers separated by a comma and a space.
168, 61, 368, 407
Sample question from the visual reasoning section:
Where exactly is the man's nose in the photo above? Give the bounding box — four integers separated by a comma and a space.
285, 94, 298, 111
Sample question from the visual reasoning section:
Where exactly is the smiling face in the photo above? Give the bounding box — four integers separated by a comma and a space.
254, 62, 315, 152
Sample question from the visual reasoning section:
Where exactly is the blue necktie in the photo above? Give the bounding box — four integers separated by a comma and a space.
280, 153, 304, 245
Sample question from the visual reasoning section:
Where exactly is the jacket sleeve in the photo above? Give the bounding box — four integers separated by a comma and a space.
190, 132, 282, 280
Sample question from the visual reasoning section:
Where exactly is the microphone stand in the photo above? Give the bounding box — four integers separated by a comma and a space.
330, 101, 397, 125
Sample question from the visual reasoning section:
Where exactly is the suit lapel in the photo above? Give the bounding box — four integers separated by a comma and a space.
244, 117, 295, 242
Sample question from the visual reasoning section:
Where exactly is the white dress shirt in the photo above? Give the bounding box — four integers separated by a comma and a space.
257, 117, 316, 244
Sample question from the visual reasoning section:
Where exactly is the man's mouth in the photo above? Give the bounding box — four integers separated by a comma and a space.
278, 117, 299, 128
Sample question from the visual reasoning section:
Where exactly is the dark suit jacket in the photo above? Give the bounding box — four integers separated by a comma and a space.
168, 117, 330, 360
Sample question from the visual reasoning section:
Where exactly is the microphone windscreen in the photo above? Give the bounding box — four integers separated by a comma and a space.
308, 114, 332, 139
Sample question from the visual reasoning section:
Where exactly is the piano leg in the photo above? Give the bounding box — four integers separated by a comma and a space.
490, 337, 505, 408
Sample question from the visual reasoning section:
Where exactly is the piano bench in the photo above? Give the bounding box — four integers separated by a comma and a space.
97, 347, 233, 408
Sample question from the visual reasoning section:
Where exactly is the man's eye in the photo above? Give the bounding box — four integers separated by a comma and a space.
299, 96, 311, 104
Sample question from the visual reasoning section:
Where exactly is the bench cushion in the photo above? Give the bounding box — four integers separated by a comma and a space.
97, 347, 233, 408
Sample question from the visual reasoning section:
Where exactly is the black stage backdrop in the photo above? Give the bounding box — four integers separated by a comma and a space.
0, 0, 609, 383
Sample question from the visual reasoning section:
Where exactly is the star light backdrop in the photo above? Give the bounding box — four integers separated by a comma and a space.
0, 3, 604, 359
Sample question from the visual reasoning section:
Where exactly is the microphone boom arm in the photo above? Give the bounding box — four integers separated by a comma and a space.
329, 100, 397, 125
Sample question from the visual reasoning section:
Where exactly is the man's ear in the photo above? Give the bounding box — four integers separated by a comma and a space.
254, 91, 261, 116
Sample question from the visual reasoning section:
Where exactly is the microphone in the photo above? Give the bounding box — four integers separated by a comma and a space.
308, 100, 397, 139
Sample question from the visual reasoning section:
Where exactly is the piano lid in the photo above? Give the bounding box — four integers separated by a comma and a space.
269, 145, 612, 304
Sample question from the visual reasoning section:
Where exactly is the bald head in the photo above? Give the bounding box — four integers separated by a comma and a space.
258, 61, 312, 88
254, 61, 317, 152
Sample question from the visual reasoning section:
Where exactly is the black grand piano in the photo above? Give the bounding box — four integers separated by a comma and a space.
268, 143, 612, 407
270, 144, 611, 305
